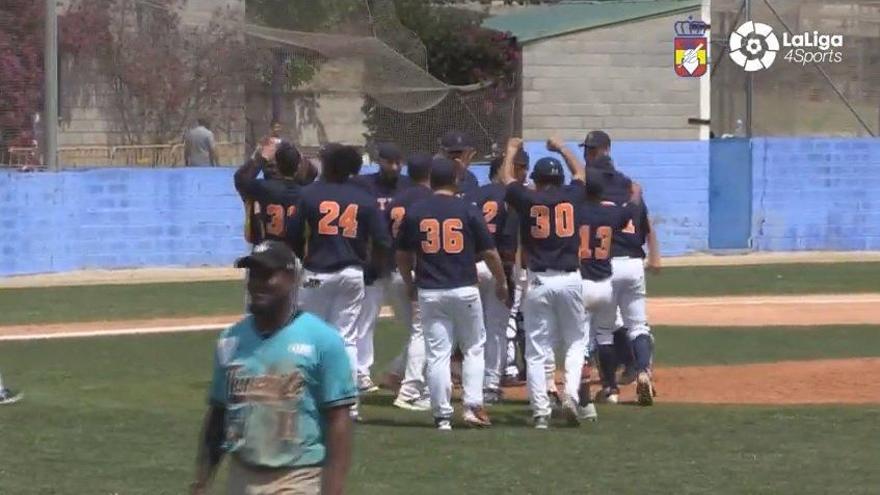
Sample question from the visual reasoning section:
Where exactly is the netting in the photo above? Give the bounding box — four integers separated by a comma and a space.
3, 0, 519, 167
712, 0, 880, 137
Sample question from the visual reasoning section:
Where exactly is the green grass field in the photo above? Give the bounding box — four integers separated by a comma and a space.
1, 321, 879, 494
3, 262, 880, 326
2, 262, 880, 494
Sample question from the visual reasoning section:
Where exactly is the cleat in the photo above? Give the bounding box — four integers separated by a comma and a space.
358, 375, 380, 394
349, 409, 364, 423
393, 395, 431, 412
463, 406, 492, 428
578, 402, 599, 422
533, 415, 550, 430
434, 417, 452, 431
595, 387, 620, 404
636, 371, 655, 406
501, 375, 526, 387
0, 388, 22, 405
483, 388, 503, 405
561, 397, 580, 426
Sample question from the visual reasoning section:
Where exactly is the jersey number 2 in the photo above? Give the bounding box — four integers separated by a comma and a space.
482, 201, 498, 234
318, 201, 358, 238
420, 219, 464, 254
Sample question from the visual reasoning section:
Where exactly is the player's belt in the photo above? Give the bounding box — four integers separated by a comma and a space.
530, 268, 578, 274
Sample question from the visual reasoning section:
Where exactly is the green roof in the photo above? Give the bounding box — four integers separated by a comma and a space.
483, 0, 701, 44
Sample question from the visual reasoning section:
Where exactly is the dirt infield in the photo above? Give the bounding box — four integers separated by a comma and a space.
503, 358, 880, 405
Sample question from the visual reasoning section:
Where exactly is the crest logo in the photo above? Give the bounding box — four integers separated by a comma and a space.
728, 21, 779, 71
674, 17, 709, 77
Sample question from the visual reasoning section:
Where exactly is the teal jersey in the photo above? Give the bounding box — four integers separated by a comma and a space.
209, 311, 356, 468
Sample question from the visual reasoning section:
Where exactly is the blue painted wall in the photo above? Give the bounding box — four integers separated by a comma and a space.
750, 137, 880, 251
1, 168, 248, 276
2, 137, 878, 276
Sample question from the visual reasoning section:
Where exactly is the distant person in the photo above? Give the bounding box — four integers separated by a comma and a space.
0, 370, 22, 405
184, 118, 218, 167
190, 241, 355, 495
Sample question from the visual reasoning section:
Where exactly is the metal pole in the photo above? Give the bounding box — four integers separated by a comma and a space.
745, 0, 753, 138
44, 0, 59, 170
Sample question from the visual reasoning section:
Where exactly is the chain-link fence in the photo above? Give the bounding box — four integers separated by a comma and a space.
712, 0, 880, 138
1, 0, 520, 169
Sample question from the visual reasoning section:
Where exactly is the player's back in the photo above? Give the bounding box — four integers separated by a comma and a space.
387, 184, 432, 239
505, 182, 583, 273
352, 173, 413, 213
399, 193, 494, 289
474, 182, 516, 255
295, 181, 390, 273
612, 200, 650, 258
577, 201, 630, 281
251, 178, 301, 242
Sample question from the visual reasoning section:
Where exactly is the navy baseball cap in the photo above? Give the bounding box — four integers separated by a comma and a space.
376, 142, 403, 161
430, 157, 458, 186
235, 241, 299, 272
530, 157, 564, 181
406, 152, 433, 177
440, 130, 474, 152
580, 130, 611, 149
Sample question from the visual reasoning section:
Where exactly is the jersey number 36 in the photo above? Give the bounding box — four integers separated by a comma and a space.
420, 219, 464, 255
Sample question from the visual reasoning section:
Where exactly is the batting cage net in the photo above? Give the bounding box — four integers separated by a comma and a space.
1, 0, 519, 168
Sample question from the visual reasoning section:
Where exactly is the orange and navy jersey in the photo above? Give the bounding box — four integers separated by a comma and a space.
505, 181, 585, 273
471, 182, 517, 255
236, 177, 301, 245
386, 184, 433, 240
396, 194, 494, 290
577, 201, 632, 281
288, 181, 391, 273
351, 172, 413, 216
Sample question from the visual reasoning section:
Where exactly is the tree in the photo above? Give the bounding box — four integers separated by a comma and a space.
0, 0, 45, 153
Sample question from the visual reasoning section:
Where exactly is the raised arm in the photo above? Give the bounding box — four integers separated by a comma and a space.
499, 137, 523, 186
547, 136, 585, 183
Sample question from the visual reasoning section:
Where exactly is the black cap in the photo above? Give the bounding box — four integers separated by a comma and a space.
589, 155, 615, 170
406, 152, 433, 178
513, 148, 530, 166
530, 157, 564, 180
235, 241, 299, 272
580, 130, 611, 149
376, 142, 403, 161
430, 157, 457, 187
440, 130, 474, 152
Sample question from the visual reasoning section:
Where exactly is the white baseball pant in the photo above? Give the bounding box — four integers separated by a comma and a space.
419, 286, 486, 419
582, 277, 614, 345
594, 257, 651, 342
505, 265, 528, 378
521, 270, 587, 418
354, 282, 384, 379
477, 261, 510, 391
388, 272, 427, 400
298, 266, 365, 401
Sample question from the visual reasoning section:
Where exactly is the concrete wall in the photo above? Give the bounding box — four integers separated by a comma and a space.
521, 9, 701, 141
751, 137, 880, 251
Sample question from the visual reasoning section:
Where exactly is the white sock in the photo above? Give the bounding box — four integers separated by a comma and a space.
0, 372, 5, 390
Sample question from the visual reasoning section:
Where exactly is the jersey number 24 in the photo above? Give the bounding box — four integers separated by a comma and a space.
318, 201, 358, 238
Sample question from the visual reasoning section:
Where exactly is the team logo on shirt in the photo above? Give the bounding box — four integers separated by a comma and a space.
673, 17, 709, 77
217, 337, 239, 366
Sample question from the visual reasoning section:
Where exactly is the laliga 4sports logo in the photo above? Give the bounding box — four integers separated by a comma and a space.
728, 21, 844, 71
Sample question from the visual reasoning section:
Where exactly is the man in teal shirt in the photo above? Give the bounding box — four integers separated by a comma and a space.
191, 241, 356, 495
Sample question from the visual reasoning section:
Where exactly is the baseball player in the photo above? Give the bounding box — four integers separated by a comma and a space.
234, 138, 302, 247
350, 142, 413, 394
437, 130, 481, 198
500, 137, 594, 428
287, 143, 392, 421
190, 241, 355, 495
386, 153, 435, 411
396, 158, 508, 431
473, 155, 521, 403
0, 371, 22, 405
584, 131, 661, 406
576, 171, 633, 405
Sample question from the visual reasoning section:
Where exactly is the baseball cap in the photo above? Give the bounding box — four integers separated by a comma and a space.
530, 157, 564, 181
440, 130, 474, 152
430, 157, 458, 186
513, 149, 530, 166
376, 142, 403, 161
580, 130, 611, 149
235, 241, 299, 272
406, 152, 433, 178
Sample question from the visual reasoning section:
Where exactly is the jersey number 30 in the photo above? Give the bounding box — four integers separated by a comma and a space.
420, 219, 464, 254
318, 201, 358, 238
530, 203, 574, 239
